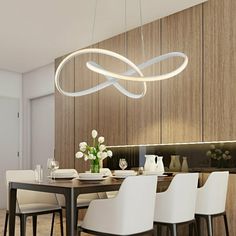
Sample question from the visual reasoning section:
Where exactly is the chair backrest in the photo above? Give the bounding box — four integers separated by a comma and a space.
6, 170, 58, 211
113, 175, 157, 234
154, 173, 199, 223
196, 171, 229, 215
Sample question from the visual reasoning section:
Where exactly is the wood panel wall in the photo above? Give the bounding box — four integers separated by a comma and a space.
161, 5, 202, 143
98, 34, 127, 146
55, 56, 75, 168
203, 0, 236, 141
127, 21, 161, 145
55, 0, 236, 171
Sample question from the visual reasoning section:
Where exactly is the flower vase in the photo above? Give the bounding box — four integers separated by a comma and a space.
181, 157, 189, 172
217, 159, 228, 168
90, 158, 100, 173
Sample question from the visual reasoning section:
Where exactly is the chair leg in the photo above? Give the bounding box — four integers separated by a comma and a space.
75, 208, 79, 227
32, 215, 37, 236
50, 212, 55, 236
3, 212, 8, 236
169, 224, 177, 236
59, 210, 64, 236
20, 215, 27, 236
223, 213, 229, 236
206, 215, 213, 236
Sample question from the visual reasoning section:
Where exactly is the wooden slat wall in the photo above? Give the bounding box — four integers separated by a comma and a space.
161, 5, 203, 143
98, 34, 127, 145
126, 21, 161, 145
203, 0, 236, 141
55, 0, 236, 169
55, 57, 75, 168
74, 45, 99, 173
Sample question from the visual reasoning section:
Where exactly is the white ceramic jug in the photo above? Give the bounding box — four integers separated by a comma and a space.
156, 156, 164, 174
144, 155, 158, 171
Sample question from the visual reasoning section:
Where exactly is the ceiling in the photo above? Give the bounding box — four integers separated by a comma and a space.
0, 0, 207, 73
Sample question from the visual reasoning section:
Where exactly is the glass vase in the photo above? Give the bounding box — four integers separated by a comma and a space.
90, 158, 100, 173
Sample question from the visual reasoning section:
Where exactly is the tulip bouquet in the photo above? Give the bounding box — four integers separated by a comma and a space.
75, 129, 112, 173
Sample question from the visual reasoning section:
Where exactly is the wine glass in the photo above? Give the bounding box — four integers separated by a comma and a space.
47, 158, 59, 180
119, 158, 128, 171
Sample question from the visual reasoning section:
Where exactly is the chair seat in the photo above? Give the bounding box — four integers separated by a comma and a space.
19, 203, 61, 214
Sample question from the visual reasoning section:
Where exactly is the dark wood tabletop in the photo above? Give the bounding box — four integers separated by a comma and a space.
8, 175, 173, 236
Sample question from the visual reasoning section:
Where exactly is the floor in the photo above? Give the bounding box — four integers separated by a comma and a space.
0, 209, 90, 236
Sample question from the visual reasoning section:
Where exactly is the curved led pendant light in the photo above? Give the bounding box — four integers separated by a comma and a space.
55, 0, 188, 99
55, 48, 146, 98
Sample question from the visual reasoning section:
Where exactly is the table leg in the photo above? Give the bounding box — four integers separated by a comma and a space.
9, 187, 17, 236
65, 188, 77, 236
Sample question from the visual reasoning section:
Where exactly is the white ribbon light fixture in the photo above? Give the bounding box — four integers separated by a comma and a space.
55, 0, 188, 99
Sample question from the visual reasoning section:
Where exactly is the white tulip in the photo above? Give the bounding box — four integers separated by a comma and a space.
89, 154, 95, 159
107, 150, 113, 157
75, 151, 83, 158
97, 152, 102, 158
210, 144, 215, 150
79, 142, 87, 147
99, 144, 106, 151
92, 129, 98, 138
80, 146, 86, 152
98, 136, 105, 143
84, 155, 88, 161
101, 152, 108, 159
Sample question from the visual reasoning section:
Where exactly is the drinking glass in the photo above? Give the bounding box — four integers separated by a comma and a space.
119, 158, 128, 171
47, 158, 59, 180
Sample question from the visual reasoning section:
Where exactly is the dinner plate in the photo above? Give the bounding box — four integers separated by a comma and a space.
111, 172, 138, 179
143, 171, 166, 176
76, 176, 108, 181
48, 175, 77, 180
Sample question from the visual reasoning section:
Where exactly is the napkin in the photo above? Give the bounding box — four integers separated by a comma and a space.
79, 173, 104, 179
54, 169, 78, 178
113, 170, 136, 176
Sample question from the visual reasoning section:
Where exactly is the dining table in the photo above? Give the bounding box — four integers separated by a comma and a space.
8, 175, 173, 236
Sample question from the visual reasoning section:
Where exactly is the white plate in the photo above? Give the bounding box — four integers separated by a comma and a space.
112, 173, 138, 179
76, 176, 108, 181
143, 171, 165, 176
47, 175, 77, 180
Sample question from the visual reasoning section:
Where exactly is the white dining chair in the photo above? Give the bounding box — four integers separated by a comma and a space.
195, 171, 229, 236
4, 170, 63, 236
56, 168, 110, 224
78, 175, 158, 235
154, 173, 199, 236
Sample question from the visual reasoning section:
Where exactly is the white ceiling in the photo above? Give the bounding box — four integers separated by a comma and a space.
0, 0, 207, 73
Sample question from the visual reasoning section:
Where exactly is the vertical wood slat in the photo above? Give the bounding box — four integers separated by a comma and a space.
161, 5, 203, 143
74, 45, 99, 173
98, 34, 127, 146
126, 21, 161, 145
55, 57, 75, 168
203, 0, 236, 141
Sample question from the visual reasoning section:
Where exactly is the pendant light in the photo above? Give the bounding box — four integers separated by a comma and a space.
55, 0, 188, 99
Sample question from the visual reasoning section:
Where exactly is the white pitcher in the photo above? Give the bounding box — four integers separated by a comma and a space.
144, 155, 158, 171
156, 156, 164, 174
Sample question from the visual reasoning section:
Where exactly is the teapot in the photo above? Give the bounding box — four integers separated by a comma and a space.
144, 155, 158, 171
